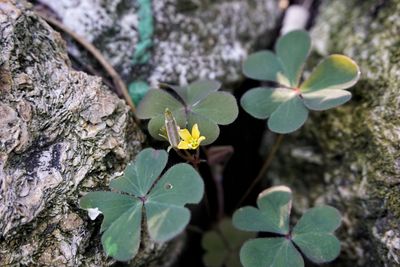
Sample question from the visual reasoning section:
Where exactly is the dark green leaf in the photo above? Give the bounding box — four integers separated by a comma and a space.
146, 163, 204, 241
302, 89, 352, 111
202, 231, 227, 267
187, 112, 220, 145
101, 204, 142, 261
136, 89, 183, 119
292, 206, 342, 264
240, 87, 294, 119
233, 186, 292, 235
187, 80, 221, 104
202, 218, 255, 267
293, 206, 341, 234
276, 30, 311, 87
110, 148, 168, 196
242, 51, 284, 82
192, 92, 238, 125
292, 233, 341, 264
240, 238, 304, 267
80, 148, 204, 261
300, 55, 360, 92
268, 95, 309, 134
147, 108, 186, 140
80, 192, 138, 232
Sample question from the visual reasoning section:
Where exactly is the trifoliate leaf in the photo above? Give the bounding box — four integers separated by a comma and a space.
202, 218, 256, 267
80, 148, 204, 261
137, 80, 238, 145
232, 186, 342, 267
240, 30, 360, 134
233, 186, 292, 235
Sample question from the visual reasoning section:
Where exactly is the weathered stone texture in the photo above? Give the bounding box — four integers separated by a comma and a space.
37, 0, 281, 86
266, 1, 400, 266
0, 1, 151, 265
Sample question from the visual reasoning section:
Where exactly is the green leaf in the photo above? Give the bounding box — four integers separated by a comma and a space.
138, 80, 237, 145
187, 112, 220, 145
233, 186, 292, 235
240, 87, 294, 119
101, 204, 142, 261
292, 206, 342, 264
110, 148, 168, 196
147, 163, 204, 205
202, 231, 227, 267
146, 163, 204, 241
147, 109, 186, 140
300, 54, 360, 92
192, 92, 238, 124
276, 30, 311, 87
268, 95, 309, 134
80, 192, 139, 232
240, 238, 304, 267
302, 89, 352, 111
187, 80, 221, 104
292, 233, 341, 264
80, 148, 204, 261
242, 51, 284, 82
293, 206, 341, 234
202, 218, 255, 267
136, 89, 183, 119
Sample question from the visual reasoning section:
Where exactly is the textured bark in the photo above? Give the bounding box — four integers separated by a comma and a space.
0, 1, 173, 266
36, 0, 282, 86
264, 1, 400, 266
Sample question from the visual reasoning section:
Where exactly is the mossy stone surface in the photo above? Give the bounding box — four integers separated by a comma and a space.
265, 1, 400, 266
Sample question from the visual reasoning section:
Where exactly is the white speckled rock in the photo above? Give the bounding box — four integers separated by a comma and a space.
37, 0, 281, 85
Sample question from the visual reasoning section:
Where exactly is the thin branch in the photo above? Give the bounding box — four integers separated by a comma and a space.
235, 134, 284, 209
36, 11, 140, 124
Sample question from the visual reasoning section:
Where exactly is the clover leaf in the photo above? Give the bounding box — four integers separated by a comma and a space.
202, 218, 256, 267
80, 148, 204, 261
241, 30, 360, 134
232, 186, 341, 267
136, 80, 239, 145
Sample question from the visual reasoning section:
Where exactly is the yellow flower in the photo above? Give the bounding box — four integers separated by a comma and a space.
178, 124, 206, 150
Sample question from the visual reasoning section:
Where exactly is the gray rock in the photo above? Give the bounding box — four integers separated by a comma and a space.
265, 1, 400, 266
0, 1, 171, 266
37, 0, 281, 86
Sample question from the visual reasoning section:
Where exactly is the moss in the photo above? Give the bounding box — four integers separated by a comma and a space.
266, 0, 400, 266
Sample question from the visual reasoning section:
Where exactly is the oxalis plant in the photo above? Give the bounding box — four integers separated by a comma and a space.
241, 30, 360, 133
80, 148, 204, 261
233, 186, 341, 267
79, 29, 360, 265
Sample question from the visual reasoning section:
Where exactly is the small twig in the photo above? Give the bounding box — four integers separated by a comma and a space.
235, 134, 284, 209
36, 11, 140, 124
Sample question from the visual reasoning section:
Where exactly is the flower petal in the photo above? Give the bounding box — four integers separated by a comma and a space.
178, 141, 190, 150
179, 129, 192, 141
198, 136, 206, 144
192, 124, 200, 139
